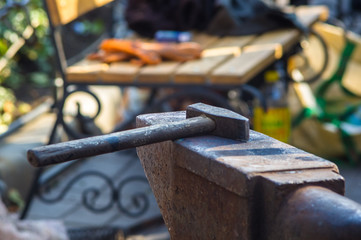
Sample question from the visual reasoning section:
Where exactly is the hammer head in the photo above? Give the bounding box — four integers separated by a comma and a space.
186, 103, 249, 141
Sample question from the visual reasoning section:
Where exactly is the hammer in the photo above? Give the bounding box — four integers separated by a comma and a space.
28, 103, 249, 167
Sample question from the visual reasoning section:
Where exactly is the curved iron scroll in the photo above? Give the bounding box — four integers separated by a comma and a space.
37, 170, 150, 218
59, 87, 103, 140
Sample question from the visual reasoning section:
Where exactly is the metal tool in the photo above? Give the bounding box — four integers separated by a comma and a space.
27, 103, 249, 167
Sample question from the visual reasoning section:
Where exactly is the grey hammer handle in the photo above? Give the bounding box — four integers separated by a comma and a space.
28, 116, 215, 167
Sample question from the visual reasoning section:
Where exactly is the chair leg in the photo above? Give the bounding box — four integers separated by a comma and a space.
20, 168, 43, 219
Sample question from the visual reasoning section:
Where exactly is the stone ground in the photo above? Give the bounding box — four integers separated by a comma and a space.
0, 86, 360, 240
0, 86, 170, 240
0, 114, 169, 240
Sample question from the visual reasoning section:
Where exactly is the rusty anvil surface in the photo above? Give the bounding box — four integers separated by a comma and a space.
136, 111, 361, 240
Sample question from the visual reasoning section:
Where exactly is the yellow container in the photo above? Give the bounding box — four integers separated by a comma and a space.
253, 69, 291, 142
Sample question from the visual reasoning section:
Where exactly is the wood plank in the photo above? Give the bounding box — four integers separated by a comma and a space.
174, 35, 255, 84
245, 29, 300, 56
173, 55, 230, 84
138, 62, 180, 83
46, 0, 114, 26
100, 62, 139, 83
210, 29, 297, 84
66, 60, 108, 83
210, 49, 275, 84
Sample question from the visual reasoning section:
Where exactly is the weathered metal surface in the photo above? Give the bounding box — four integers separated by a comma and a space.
136, 110, 358, 240
269, 186, 361, 240
136, 111, 184, 238
173, 133, 341, 197
27, 103, 249, 167
252, 169, 345, 240
186, 102, 249, 141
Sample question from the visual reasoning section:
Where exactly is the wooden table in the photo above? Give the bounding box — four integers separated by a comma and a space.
65, 6, 328, 88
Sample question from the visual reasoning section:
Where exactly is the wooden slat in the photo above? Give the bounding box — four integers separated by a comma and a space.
138, 62, 180, 83
174, 55, 230, 84
210, 49, 275, 84
100, 62, 140, 83
66, 60, 108, 83
210, 29, 298, 84
245, 29, 300, 55
46, 0, 114, 26
174, 35, 255, 84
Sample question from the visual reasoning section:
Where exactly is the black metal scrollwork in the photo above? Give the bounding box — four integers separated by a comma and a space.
59, 87, 103, 140
37, 170, 150, 217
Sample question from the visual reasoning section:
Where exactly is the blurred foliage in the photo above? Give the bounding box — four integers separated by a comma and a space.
0, 0, 54, 133
0, 85, 32, 133
0, 0, 54, 89
0, 86, 15, 133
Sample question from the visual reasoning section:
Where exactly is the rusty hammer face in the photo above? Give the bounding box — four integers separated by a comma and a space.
27, 103, 249, 167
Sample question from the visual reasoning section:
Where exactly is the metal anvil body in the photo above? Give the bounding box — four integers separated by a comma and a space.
136, 111, 361, 240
